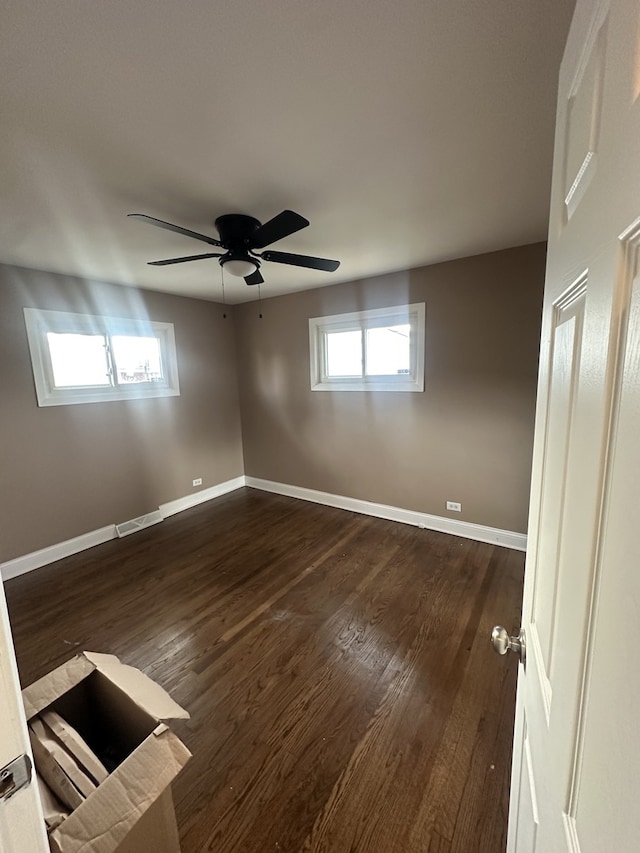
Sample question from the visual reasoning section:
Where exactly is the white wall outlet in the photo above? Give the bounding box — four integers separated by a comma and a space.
446, 501, 462, 512
192, 478, 203, 487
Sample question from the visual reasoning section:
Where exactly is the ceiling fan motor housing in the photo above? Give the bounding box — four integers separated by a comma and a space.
214, 214, 261, 253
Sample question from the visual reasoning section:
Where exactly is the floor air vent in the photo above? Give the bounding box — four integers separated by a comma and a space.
116, 510, 163, 538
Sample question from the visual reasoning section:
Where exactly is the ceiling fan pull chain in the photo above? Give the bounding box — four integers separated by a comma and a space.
258, 283, 263, 319
221, 266, 227, 319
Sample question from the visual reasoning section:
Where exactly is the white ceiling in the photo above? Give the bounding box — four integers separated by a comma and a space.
1, 0, 574, 304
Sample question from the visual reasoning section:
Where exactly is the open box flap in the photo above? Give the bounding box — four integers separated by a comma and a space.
23, 654, 96, 720
83, 652, 189, 722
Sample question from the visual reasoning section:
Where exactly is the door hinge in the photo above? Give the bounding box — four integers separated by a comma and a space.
0, 754, 32, 802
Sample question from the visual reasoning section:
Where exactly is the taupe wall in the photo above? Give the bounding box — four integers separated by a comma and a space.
235, 243, 545, 534
0, 243, 544, 565
0, 264, 244, 563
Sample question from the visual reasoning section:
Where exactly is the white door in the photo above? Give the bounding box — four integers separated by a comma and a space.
0, 583, 47, 852
502, 0, 640, 850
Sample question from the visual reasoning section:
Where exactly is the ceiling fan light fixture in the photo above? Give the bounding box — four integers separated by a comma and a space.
220, 256, 258, 278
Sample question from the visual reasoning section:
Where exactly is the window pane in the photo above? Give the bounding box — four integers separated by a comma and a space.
47, 333, 110, 387
112, 336, 163, 384
365, 324, 411, 376
326, 330, 363, 377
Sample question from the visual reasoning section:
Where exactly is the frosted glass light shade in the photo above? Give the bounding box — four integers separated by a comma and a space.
222, 258, 257, 277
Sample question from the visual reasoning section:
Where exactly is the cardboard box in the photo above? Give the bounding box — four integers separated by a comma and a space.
23, 652, 191, 853
117, 788, 181, 853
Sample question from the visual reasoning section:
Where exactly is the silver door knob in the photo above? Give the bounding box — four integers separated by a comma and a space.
491, 626, 526, 664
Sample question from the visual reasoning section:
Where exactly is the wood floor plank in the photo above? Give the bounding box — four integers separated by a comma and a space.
179, 530, 419, 850
408, 546, 521, 850
4, 488, 523, 853
299, 540, 498, 853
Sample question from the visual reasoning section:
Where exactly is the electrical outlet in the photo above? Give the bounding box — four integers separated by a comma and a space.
192, 478, 202, 487
446, 501, 462, 512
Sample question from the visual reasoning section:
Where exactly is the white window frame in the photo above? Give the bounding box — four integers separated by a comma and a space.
24, 307, 180, 407
309, 303, 425, 392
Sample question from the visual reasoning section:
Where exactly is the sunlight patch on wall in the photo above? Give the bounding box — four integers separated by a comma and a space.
635, 14, 640, 102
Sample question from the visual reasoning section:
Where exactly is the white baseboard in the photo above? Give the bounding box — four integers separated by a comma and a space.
1, 476, 246, 582
159, 476, 245, 518
0, 525, 117, 582
1, 473, 526, 583
245, 477, 527, 551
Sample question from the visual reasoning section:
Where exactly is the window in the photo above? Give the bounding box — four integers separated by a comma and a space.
309, 303, 425, 391
24, 308, 180, 406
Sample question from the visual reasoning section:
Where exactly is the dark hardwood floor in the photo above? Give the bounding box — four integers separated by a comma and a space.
5, 488, 523, 853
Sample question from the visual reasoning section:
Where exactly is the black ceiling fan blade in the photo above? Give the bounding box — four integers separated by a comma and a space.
244, 269, 264, 286
148, 253, 223, 266
251, 210, 309, 249
128, 214, 222, 247
261, 250, 340, 272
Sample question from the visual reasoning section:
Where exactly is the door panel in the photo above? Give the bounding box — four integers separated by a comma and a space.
507, 1, 640, 851
564, 226, 640, 852
563, 8, 607, 220
511, 712, 539, 853
530, 282, 586, 709
0, 583, 48, 852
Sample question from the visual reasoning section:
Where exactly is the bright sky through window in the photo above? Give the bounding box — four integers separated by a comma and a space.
325, 324, 411, 378
112, 336, 163, 384
47, 333, 110, 387
326, 330, 362, 377
365, 324, 410, 375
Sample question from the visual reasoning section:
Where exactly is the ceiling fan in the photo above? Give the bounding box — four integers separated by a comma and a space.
128, 209, 340, 286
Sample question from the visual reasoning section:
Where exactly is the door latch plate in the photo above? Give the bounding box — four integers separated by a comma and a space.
0, 754, 32, 802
